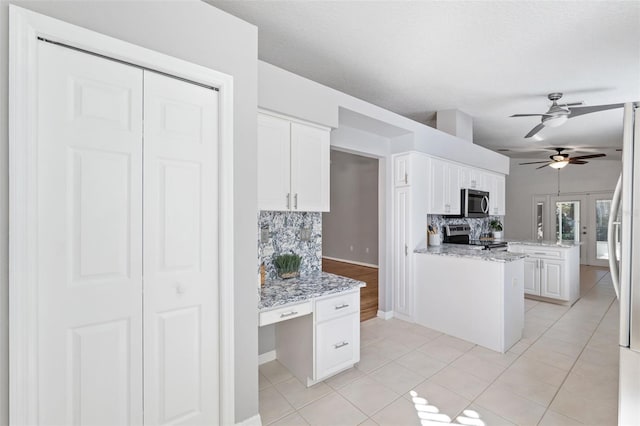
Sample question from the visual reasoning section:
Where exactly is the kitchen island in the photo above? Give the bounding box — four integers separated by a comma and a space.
259, 272, 365, 386
508, 240, 581, 305
414, 245, 526, 353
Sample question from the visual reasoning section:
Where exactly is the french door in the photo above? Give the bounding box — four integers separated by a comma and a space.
34, 39, 219, 425
551, 195, 586, 263
586, 193, 618, 267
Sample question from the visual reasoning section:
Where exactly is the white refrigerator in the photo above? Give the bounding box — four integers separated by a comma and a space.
609, 102, 640, 425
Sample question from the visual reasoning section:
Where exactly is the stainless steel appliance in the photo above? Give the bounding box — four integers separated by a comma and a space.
607, 102, 640, 425
461, 189, 490, 218
443, 224, 507, 250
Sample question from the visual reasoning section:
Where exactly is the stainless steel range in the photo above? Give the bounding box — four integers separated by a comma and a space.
443, 224, 508, 250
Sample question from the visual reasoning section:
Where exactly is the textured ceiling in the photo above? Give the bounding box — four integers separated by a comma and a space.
209, 1, 640, 160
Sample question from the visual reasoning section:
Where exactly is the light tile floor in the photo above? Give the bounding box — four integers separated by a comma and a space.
259, 266, 618, 426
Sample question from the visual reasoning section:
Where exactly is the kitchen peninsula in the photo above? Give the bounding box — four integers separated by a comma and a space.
414, 245, 526, 353
258, 272, 365, 386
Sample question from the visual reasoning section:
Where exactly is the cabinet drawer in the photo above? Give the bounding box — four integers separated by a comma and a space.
316, 314, 360, 380
315, 291, 359, 323
259, 301, 312, 326
509, 245, 565, 259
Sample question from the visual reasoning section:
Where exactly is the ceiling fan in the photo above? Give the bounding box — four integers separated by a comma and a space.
519, 148, 606, 169
511, 93, 623, 138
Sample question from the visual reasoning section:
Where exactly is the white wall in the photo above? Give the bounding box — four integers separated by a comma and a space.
259, 61, 511, 175
0, 1, 259, 423
323, 150, 379, 265
505, 158, 621, 240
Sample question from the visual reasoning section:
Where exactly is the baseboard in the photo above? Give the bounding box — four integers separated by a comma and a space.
322, 256, 378, 269
236, 413, 262, 426
377, 310, 393, 320
258, 350, 276, 365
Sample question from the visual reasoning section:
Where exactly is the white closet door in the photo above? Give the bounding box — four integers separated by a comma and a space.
143, 71, 219, 424
36, 41, 144, 424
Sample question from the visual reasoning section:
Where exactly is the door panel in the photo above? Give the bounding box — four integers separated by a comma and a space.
36, 41, 143, 424
257, 114, 291, 211
143, 71, 219, 425
291, 122, 330, 211
522, 257, 539, 295
394, 188, 411, 316
541, 260, 564, 299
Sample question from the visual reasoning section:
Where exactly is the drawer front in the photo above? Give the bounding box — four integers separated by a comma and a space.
522, 248, 564, 259
259, 301, 313, 326
315, 291, 359, 323
316, 314, 360, 380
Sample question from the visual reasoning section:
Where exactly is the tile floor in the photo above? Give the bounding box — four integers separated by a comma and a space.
259, 266, 618, 426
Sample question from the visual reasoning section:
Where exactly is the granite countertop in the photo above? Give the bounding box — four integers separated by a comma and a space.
259, 271, 366, 311
414, 244, 527, 263
506, 240, 582, 248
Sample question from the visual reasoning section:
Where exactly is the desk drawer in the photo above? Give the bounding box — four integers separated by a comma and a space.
315, 291, 359, 323
259, 301, 312, 326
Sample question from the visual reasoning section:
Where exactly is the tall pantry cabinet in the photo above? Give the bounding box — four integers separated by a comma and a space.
392, 152, 430, 321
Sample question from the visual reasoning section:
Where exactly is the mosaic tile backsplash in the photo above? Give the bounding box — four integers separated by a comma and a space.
428, 215, 504, 241
259, 211, 322, 280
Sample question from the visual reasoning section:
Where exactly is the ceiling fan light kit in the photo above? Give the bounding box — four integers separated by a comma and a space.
511, 92, 624, 138
519, 147, 606, 170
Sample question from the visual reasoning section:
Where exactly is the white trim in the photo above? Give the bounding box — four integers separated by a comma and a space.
9, 6, 235, 425
258, 107, 331, 132
377, 310, 394, 320
236, 414, 263, 426
258, 350, 277, 365
322, 256, 379, 269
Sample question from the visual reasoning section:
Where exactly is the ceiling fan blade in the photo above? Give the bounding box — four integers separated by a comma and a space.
568, 103, 624, 118
519, 160, 553, 165
569, 160, 588, 165
562, 102, 584, 107
536, 163, 552, 169
570, 153, 606, 160
525, 123, 546, 138
510, 113, 551, 117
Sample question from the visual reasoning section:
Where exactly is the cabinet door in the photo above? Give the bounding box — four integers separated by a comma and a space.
540, 259, 565, 300
258, 114, 291, 211
394, 188, 412, 317
394, 154, 411, 187
315, 314, 360, 380
523, 257, 540, 295
291, 122, 330, 212
429, 158, 447, 215
447, 163, 462, 215
488, 174, 506, 216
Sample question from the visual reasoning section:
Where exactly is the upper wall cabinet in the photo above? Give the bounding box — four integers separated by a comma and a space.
394, 154, 411, 187
485, 172, 506, 216
429, 158, 461, 215
258, 112, 330, 212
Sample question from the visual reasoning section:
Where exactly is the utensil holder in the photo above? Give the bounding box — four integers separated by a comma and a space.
429, 233, 441, 246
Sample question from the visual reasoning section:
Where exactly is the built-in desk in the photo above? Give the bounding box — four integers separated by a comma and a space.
259, 272, 365, 386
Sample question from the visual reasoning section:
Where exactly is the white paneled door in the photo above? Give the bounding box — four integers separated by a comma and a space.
34, 40, 219, 425
37, 41, 144, 425
143, 71, 219, 424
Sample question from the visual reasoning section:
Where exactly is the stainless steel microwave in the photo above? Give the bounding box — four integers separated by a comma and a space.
462, 189, 490, 217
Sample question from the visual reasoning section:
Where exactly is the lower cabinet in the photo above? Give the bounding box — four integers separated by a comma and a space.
508, 244, 579, 305
267, 289, 360, 386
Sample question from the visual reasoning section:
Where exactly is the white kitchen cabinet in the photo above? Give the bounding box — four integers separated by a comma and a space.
429, 158, 461, 215
508, 244, 579, 305
271, 289, 360, 386
460, 167, 485, 191
394, 153, 411, 187
258, 112, 330, 211
391, 152, 430, 321
486, 172, 506, 216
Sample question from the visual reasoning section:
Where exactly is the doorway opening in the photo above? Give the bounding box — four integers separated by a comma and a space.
322, 149, 379, 321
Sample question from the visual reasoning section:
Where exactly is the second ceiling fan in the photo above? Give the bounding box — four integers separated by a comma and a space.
511, 92, 623, 138
519, 148, 606, 169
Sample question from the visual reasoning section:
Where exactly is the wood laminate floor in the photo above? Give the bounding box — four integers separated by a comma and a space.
322, 258, 378, 322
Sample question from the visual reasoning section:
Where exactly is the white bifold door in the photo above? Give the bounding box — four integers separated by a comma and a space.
36, 40, 219, 425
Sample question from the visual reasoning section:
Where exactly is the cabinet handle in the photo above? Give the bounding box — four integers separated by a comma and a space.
294, 193, 298, 209
280, 311, 298, 318
334, 341, 349, 349
335, 303, 350, 310
404, 172, 408, 184
405, 244, 408, 256
534, 252, 547, 255
286, 193, 291, 209
471, 180, 476, 188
